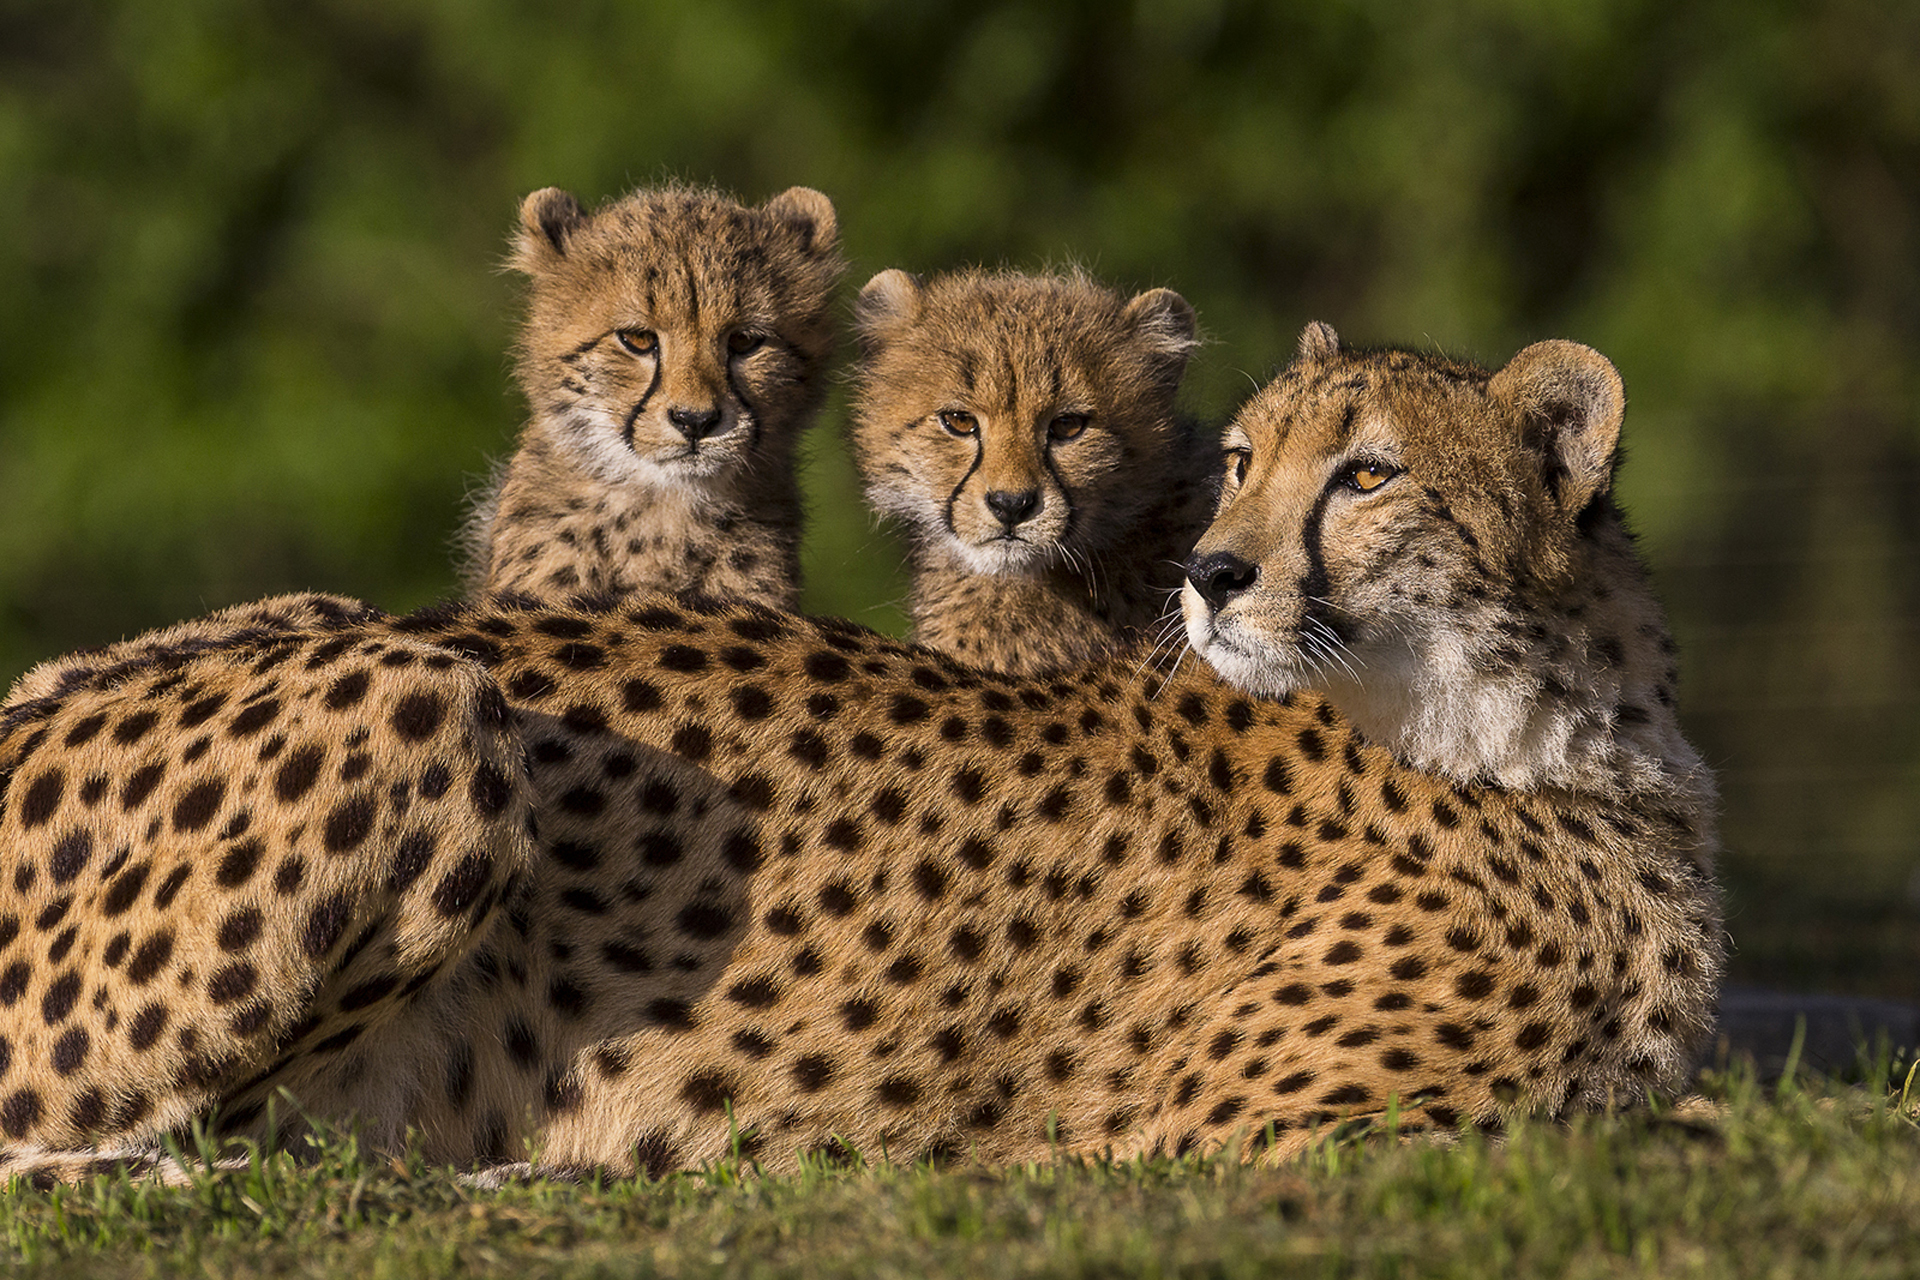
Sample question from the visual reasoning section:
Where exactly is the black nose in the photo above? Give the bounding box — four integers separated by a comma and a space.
1187, 551, 1259, 610
984, 489, 1040, 529
668, 406, 725, 441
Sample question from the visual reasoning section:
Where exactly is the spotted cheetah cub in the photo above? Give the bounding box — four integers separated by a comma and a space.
852, 268, 1213, 675
465, 183, 844, 608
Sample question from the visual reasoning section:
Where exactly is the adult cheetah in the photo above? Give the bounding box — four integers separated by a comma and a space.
0, 327, 1719, 1182
465, 183, 843, 609
851, 267, 1216, 676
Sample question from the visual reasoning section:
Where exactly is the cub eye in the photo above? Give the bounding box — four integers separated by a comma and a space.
1225, 447, 1251, 485
615, 328, 658, 356
1048, 412, 1089, 442
938, 409, 979, 438
1341, 462, 1398, 493
727, 329, 766, 356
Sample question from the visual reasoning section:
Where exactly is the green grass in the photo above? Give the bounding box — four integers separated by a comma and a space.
7, 1064, 1920, 1279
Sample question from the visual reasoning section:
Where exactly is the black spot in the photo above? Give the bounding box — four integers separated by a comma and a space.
469, 763, 512, 816
47, 829, 92, 885
1, 1088, 42, 1138
601, 941, 653, 973
622, 679, 664, 712
804, 651, 852, 682
126, 1003, 170, 1051
206, 962, 259, 1005
40, 970, 82, 1023
20, 771, 64, 828
303, 894, 352, 958
323, 670, 371, 710
114, 709, 161, 745
102, 859, 152, 921
726, 977, 781, 1009
658, 645, 709, 673
275, 745, 326, 803
876, 1075, 922, 1107
217, 909, 263, 952
788, 730, 832, 769
676, 901, 733, 940
680, 1069, 737, 1114
214, 840, 265, 890
323, 794, 377, 854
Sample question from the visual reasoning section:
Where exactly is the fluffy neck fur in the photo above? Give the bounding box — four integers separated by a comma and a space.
467, 425, 802, 604
1320, 508, 1708, 805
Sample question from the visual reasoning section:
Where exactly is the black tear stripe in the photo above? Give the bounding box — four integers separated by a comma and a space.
1039, 444, 1078, 549
726, 362, 763, 454
942, 435, 986, 538
1298, 483, 1346, 642
621, 361, 662, 450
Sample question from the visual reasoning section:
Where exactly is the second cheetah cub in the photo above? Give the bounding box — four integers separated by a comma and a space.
852, 268, 1214, 676
466, 183, 844, 608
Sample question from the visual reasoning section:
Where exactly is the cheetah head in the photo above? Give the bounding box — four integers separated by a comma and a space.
852, 268, 1197, 575
1183, 322, 1668, 788
511, 184, 843, 486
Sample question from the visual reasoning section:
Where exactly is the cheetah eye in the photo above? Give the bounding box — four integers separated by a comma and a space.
1341, 462, 1399, 493
727, 329, 766, 356
1048, 412, 1089, 442
1225, 447, 1251, 486
938, 410, 979, 438
615, 328, 658, 356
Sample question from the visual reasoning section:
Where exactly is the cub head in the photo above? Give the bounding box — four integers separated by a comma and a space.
851, 268, 1197, 574
1183, 323, 1679, 788
511, 183, 843, 486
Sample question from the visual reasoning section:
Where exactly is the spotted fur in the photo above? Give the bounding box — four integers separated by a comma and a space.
852, 268, 1214, 675
465, 183, 844, 608
0, 334, 1719, 1181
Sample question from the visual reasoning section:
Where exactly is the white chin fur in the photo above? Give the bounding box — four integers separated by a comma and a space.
566, 409, 749, 488
950, 534, 1051, 576
1180, 584, 1306, 699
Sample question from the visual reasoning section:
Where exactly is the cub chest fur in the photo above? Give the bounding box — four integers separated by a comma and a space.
466, 183, 844, 609
851, 267, 1216, 676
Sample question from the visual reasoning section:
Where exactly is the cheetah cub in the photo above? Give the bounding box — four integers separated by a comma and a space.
466, 183, 844, 608
852, 268, 1214, 676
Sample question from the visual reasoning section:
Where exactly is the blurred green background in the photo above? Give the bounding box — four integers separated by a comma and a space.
2, 0, 1915, 997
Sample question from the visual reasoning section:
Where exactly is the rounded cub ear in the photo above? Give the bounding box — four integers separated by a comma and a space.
1124, 287, 1199, 389
512, 187, 586, 273
763, 186, 838, 255
855, 269, 924, 349
1489, 339, 1626, 514
1296, 321, 1340, 362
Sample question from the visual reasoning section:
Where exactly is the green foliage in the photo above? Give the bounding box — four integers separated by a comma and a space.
5, 1071, 1920, 1277
2, 0, 1917, 987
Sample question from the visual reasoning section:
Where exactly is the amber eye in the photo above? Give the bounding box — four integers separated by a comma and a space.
1225, 447, 1251, 485
938, 409, 979, 438
727, 329, 766, 355
615, 328, 658, 356
1341, 462, 1398, 493
1048, 412, 1089, 441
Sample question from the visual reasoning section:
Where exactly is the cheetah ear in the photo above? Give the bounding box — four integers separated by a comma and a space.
1489, 340, 1626, 515
1296, 321, 1340, 363
513, 187, 586, 272
763, 187, 838, 256
855, 269, 924, 350
1123, 288, 1199, 391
